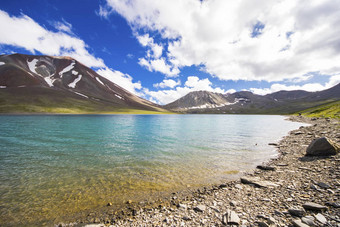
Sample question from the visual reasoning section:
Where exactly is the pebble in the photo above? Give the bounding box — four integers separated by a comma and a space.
301, 216, 315, 226
302, 202, 327, 211
292, 219, 309, 227
317, 182, 330, 189
314, 213, 327, 224
194, 205, 206, 212
288, 207, 306, 217
256, 165, 276, 171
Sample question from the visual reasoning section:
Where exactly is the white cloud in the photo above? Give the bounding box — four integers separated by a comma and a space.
96, 5, 112, 19
250, 75, 340, 95
138, 57, 179, 77
226, 89, 236, 94
0, 10, 105, 68
145, 76, 226, 104
0, 10, 145, 96
53, 19, 73, 34
97, 67, 142, 95
153, 79, 180, 88
103, 0, 340, 82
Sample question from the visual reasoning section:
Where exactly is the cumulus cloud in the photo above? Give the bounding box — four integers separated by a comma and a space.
103, 0, 340, 82
97, 67, 142, 95
0, 10, 144, 96
138, 57, 179, 77
250, 75, 340, 95
145, 76, 226, 104
0, 10, 104, 68
153, 79, 180, 88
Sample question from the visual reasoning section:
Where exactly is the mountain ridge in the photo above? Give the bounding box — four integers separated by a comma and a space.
164, 83, 340, 114
0, 53, 167, 113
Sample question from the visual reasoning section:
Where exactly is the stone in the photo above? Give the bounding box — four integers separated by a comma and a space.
256, 165, 276, 171
267, 217, 276, 225
326, 202, 340, 208
126, 200, 132, 204
268, 143, 278, 146
302, 202, 327, 211
257, 221, 269, 227
194, 205, 206, 212
240, 177, 279, 188
230, 200, 237, 206
178, 203, 187, 210
301, 216, 315, 226
107, 202, 112, 206
182, 216, 191, 221
317, 182, 330, 189
219, 183, 227, 188
292, 219, 309, 227
295, 131, 304, 135
306, 137, 339, 156
225, 210, 240, 225
288, 207, 306, 217
314, 213, 327, 224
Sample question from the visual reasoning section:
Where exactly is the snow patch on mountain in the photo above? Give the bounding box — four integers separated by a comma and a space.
115, 94, 124, 100
59, 61, 75, 78
27, 59, 39, 74
0, 62, 5, 66
96, 77, 105, 86
68, 74, 82, 88
44, 77, 55, 87
0, 86, 6, 88
186, 101, 237, 110
74, 91, 88, 98
72, 70, 78, 75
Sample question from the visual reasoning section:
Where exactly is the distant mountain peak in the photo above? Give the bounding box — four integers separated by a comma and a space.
164, 84, 340, 114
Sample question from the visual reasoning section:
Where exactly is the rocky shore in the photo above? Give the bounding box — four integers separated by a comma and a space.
60, 116, 339, 227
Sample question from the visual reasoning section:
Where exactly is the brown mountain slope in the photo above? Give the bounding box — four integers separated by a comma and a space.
0, 53, 167, 113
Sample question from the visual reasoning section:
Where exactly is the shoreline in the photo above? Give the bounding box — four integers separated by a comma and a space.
60, 115, 339, 226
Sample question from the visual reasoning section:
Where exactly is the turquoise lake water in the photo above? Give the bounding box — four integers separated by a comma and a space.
0, 114, 306, 225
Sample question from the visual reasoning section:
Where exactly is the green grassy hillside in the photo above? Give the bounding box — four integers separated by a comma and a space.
296, 100, 340, 119
0, 88, 172, 114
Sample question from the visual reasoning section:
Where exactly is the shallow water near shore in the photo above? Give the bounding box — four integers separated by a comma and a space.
0, 114, 306, 226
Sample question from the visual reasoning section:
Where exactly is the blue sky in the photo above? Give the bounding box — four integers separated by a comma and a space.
0, 0, 339, 104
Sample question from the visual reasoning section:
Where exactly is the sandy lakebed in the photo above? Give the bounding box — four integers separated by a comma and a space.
58, 115, 339, 227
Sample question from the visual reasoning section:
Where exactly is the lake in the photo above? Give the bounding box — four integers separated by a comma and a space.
0, 114, 306, 226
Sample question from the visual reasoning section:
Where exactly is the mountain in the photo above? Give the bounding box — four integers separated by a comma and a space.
0, 53, 166, 113
164, 83, 340, 114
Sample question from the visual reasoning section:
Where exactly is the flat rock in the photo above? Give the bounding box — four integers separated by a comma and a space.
314, 213, 327, 224
295, 131, 304, 135
326, 202, 340, 208
223, 210, 240, 225
194, 205, 206, 212
256, 165, 276, 171
301, 216, 315, 226
292, 219, 309, 227
317, 182, 330, 189
288, 207, 306, 217
302, 202, 327, 211
306, 137, 340, 156
257, 221, 269, 227
240, 177, 279, 188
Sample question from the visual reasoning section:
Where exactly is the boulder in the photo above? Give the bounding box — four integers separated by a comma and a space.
306, 137, 339, 156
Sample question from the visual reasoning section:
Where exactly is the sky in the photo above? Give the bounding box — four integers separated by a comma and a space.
0, 0, 339, 105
